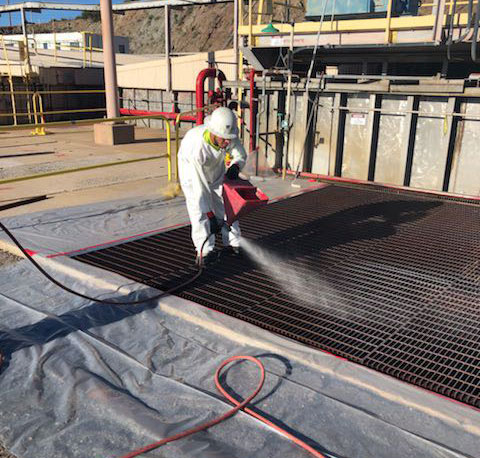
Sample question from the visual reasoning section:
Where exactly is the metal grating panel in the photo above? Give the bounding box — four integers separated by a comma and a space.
73, 185, 480, 408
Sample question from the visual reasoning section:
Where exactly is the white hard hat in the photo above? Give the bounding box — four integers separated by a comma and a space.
205, 107, 239, 140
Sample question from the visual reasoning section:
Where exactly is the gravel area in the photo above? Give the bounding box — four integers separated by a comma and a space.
0, 250, 21, 267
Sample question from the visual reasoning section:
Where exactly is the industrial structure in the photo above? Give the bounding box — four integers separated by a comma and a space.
4, 31, 129, 53
0, 0, 480, 457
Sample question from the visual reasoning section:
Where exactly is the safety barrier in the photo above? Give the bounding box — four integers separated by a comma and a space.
0, 89, 107, 135
1, 31, 105, 69
241, 0, 480, 46
0, 114, 174, 182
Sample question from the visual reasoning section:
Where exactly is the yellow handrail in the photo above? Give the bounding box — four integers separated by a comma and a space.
0, 89, 108, 131
0, 107, 106, 118
0, 114, 173, 181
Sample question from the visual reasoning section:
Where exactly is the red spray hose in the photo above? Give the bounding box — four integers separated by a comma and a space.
121, 355, 325, 458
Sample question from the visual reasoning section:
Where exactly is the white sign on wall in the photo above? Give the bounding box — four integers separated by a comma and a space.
350, 113, 367, 126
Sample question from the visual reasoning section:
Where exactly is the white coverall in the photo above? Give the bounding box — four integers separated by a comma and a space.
178, 125, 247, 255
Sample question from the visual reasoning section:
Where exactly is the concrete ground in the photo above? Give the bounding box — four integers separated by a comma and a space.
0, 123, 174, 218
0, 123, 176, 456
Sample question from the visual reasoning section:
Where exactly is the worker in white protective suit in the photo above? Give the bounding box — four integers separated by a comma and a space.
178, 106, 247, 266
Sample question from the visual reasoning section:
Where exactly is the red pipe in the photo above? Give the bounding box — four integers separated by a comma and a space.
119, 108, 195, 122
195, 68, 226, 125
276, 169, 480, 202
248, 69, 257, 153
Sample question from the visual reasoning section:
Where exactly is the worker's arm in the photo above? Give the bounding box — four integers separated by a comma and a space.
225, 139, 247, 180
228, 139, 247, 170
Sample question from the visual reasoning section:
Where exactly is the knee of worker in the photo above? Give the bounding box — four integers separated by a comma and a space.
191, 217, 213, 253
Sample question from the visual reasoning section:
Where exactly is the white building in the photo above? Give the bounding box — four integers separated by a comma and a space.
4, 32, 129, 54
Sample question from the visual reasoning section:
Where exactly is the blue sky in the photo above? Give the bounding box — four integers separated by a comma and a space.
0, 0, 124, 27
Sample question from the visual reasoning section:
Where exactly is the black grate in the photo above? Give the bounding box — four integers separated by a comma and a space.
73, 185, 480, 408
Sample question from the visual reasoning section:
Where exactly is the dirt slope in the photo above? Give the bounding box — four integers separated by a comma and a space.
0, 1, 306, 54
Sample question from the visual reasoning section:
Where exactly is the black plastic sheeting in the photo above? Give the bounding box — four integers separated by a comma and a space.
73, 185, 480, 409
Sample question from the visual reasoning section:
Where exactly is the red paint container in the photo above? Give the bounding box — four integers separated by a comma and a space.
223, 179, 269, 225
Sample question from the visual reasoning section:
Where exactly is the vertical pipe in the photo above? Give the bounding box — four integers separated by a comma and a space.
82, 31, 87, 68
256, 71, 267, 174
20, 7, 31, 75
248, 0, 253, 46
99, 0, 120, 119
249, 69, 256, 153
165, 5, 172, 100
89, 35, 93, 66
195, 68, 216, 125
237, 0, 243, 135
282, 25, 294, 179
234, 0, 239, 79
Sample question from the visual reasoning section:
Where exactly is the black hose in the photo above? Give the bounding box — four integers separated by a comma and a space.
0, 220, 210, 305
472, 0, 480, 61
454, 0, 474, 43
447, 0, 458, 60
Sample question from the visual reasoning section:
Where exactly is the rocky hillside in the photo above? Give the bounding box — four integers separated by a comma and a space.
0, 1, 305, 54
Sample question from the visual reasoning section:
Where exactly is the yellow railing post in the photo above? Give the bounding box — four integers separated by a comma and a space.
53, 28, 57, 63
257, 0, 265, 25
31, 92, 46, 136
37, 93, 47, 135
89, 35, 93, 67
248, 0, 253, 46
384, 0, 393, 44
82, 31, 87, 68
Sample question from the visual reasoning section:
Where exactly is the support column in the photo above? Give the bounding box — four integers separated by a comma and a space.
234, 0, 239, 79
165, 4, 173, 106
20, 7, 31, 75
441, 97, 460, 191
403, 95, 420, 186
100, 0, 119, 119
367, 94, 382, 181
332, 93, 347, 177
95, 0, 134, 145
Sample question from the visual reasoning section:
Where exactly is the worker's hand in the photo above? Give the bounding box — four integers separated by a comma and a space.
225, 164, 240, 180
207, 211, 222, 234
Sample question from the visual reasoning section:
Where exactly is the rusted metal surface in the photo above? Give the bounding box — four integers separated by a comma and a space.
73, 185, 480, 408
